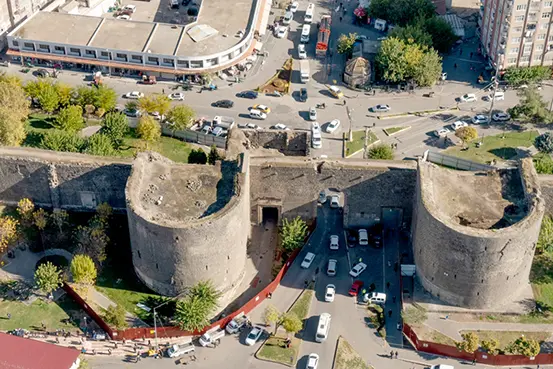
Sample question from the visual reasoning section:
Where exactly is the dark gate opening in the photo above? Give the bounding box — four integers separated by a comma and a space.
262, 207, 279, 223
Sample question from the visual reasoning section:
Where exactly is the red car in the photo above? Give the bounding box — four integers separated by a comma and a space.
349, 280, 364, 296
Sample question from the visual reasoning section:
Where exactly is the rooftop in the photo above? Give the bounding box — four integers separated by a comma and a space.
0, 332, 81, 369
12, 0, 256, 58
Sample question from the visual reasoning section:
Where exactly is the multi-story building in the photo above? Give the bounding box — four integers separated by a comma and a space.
480, 0, 553, 69
0, 0, 52, 50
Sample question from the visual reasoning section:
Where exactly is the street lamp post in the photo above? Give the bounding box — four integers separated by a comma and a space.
152, 289, 189, 350
487, 50, 505, 123
346, 106, 353, 142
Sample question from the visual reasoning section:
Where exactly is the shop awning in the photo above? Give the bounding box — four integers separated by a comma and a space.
254, 41, 263, 52
257, 0, 272, 36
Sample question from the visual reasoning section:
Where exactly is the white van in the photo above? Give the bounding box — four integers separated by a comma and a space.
488, 91, 505, 101
312, 130, 322, 149
283, 11, 293, 25
304, 3, 315, 23
301, 24, 311, 43
358, 229, 369, 246
249, 109, 267, 120
315, 313, 331, 343
327, 259, 337, 276
368, 292, 386, 304
431, 365, 455, 369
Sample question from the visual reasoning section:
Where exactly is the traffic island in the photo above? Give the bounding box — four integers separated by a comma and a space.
344, 130, 379, 158
383, 126, 411, 136
333, 336, 372, 369
256, 286, 315, 366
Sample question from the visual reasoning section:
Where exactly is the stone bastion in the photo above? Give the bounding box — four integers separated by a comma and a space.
125, 152, 250, 305
412, 159, 545, 309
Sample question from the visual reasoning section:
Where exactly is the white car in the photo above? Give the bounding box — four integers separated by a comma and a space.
309, 107, 317, 121
330, 195, 340, 208
298, 44, 307, 59
301, 252, 316, 268
326, 119, 340, 133
272, 123, 289, 130
318, 190, 326, 204
306, 353, 319, 369
246, 123, 263, 130
125, 91, 144, 99
311, 122, 321, 134
122, 4, 136, 12
151, 111, 165, 121
168, 92, 185, 101
325, 285, 335, 302
245, 327, 263, 346
349, 262, 367, 277
460, 93, 477, 103
117, 14, 131, 20
472, 115, 489, 124
290, 1, 299, 12
371, 104, 390, 112
329, 235, 339, 250
451, 120, 468, 130
276, 26, 288, 39
492, 112, 511, 121
434, 128, 451, 137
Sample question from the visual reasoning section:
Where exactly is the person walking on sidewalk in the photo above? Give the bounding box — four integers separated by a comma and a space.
390, 350, 394, 359
395, 351, 398, 359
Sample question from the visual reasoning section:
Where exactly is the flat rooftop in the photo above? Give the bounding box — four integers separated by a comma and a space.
12, 0, 256, 58
137, 160, 237, 223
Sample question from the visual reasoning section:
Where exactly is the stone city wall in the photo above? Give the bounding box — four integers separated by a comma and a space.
243, 131, 311, 156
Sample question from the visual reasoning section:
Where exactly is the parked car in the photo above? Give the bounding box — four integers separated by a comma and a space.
325, 285, 336, 302
349, 280, 364, 296
306, 353, 319, 369
459, 93, 477, 103
237, 91, 258, 99
168, 92, 185, 101
301, 252, 316, 268
253, 104, 271, 114
472, 115, 489, 124
245, 327, 263, 346
298, 44, 307, 59
371, 104, 390, 113
272, 123, 289, 130
330, 195, 340, 208
318, 190, 327, 204
290, 0, 299, 12
122, 4, 136, 12
328, 85, 343, 98
275, 26, 288, 39
326, 119, 340, 133
451, 121, 468, 130
117, 14, 131, 20
309, 107, 317, 121
434, 128, 451, 137
329, 235, 339, 250
349, 262, 367, 277
492, 112, 511, 121
212, 99, 234, 108
300, 88, 308, 102
125, 91, 144, 99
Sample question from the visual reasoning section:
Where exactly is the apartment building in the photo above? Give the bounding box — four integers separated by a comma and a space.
480, 0, 553, 69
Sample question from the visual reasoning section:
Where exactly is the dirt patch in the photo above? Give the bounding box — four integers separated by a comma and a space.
334, 336, 372, 369
411, 324, 457, 346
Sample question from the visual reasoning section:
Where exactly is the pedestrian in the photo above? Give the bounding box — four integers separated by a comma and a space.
386, 282, 390, 289
162, 88, 165, 94
304, 280, 308, 287
133, 345, 137, 353
92, 349, 96, 356
340, 2, 343, 6
537, 365, 540, 369
388, 309, 392, 317
56, 337, 60, 344
395, 351, 398, 359
339, 16, 343, 22
343, 7, 346, 15
6, 313, 10, 320
114, 341, 118, 349
459, 48, 463, 56
315, 267, 320, 274
472, 359, 476, 366
454, 63, 457, 69
470, 52, 473, 59
267, 292, 272, 299
390, 350, 394, 359
387, 260, 391, 267
445, 314, 449, 320
108, 348, 112, 355
343, 99, 347, 105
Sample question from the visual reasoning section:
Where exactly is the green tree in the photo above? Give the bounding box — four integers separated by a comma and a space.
455, 126, 478, 147
137, 115, 161, 145
262, 304, 282, 333
40, 129, 85, 152
96, 203, 113, 224
368, 144, 394, 160
456, 332, 480, 353
166, 105, 195, 135
424, 16, 458, 53
95, 86, 117, 111
54, 82, 74, 107
101, 112, 129, 148
174, 280, 222, 332
282, 312, 303, 335
506, 336, 541, 357
138, 95, 170, 115
376, 38, 408, 83
401, 306, 428, 324
367, 0, 391, 22
54, 105, 84, 132
411, 47, 442, 87
390, 23, 433, 48
84, 134, 116, 156
103, 304, 128, 329
34, 261, 63, 296
0, 81, 29, 146
74, 86, 98, 108
279, 216, 308, 252
0, 72, 22, 87
481, 338, 500, 355
73, 225, 109, 266
535, 132, 553, 154
188, 149, 208, 164
508, 86, 552, 123
337, 33, 358, 55
70, 254, 98, 286
504, 66, 552, 87
538, 215, 553, 254
17, 198, 35, 224
50, 209, 69, 234
37, 82, 59, 113
0, 216, 18, 253
207, 145, 221, 165
33, 208, 48, 246
189, 280, 221, 312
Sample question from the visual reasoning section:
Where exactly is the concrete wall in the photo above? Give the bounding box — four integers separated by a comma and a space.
412, 160, 545, 308
0, 147, 130, 210
249, 158, 417, 228
538, 176, 553, 215
243, 131, 311, 157
125, 153, 249, 307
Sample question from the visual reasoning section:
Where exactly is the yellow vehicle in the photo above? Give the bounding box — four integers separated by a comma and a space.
252, 104, 271, 114
328, 85, 344, 99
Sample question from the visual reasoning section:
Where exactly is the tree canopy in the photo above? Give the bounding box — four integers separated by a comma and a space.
455, 126, 478, 146
368, 144, 394, 160
208, 145, 221, 165
84, 134, 116, 156
368, 0, 435, 26
506, 336, 541, 357
34, 261, 63, 296
101, 112, 129, 148
71, 254, 98, 285
282, 312, 303, 334
166, 105, 195, 134
538, 215, 553, 254
188, 149, 208, 164
279, 216, 308, 252
175, 280, 221, 332
535, 132, 553, 153
137, 116, 161, 144
337, 33, 358, 55
0, 216, 18, 253
103, 304, 128, 329
504, 66, 552, 87
54, 105, 84, 132
508, 86, 553, 123
456, 332, 479, 353
40, 130, 85, 152
0, 81, 29, 146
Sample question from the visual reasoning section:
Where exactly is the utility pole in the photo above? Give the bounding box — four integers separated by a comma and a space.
152, 289, 189, 350
487, 51, 505, 123
346, 106, 353, 142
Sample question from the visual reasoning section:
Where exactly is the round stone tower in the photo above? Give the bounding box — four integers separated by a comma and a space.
411, 159, 544, 309
125, 152, 250, 308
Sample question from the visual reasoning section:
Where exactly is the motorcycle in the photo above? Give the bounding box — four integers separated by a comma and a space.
316, 103, 326, 109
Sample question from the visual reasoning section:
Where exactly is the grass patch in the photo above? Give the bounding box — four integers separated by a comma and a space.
119, 128, 192, 163
445, 130, 539, 164
460, 330, 551, 350
0, 296, 81, 331
383, 126, 410, 136
530, 253, 553, 312
345, 130, 378, 157
334, 336, 371, 369
257, 332, 300, 366
412, 324, 457, 346
288, 287, 314, 320
534, 153, 553, 174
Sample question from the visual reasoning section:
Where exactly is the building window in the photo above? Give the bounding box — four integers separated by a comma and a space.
537, 44, 545, 50
162, 58, 174, 66
547, 1, 553, 6
54, 46, 65, 52
177, 60, 189, 68
542, 23, 549, 29
69, 47, 81, 55
510, 47, 519, 53
512, 37, 521, 42
131, 55, 142, 61
515, 15, 525, 21
517, 4, 527, 10
529, 12, 537, 18
514, 27, 523, 32
85, 49, 96, 57
147, 56, 159, 63
508, 57, 517, 63
521, 56, 530, 61
538, 33, 546, 40
535, 54, 542, 60
549, 35, 553, 41
101, 51, 110, 59
116, 53, 126, 59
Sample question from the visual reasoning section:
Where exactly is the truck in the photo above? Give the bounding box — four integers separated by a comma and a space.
226, 313, 249, 334
213, 116, 235, 130
300, 60, 310, 83
166, 338, 195, 358
199, 325, 225, 347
